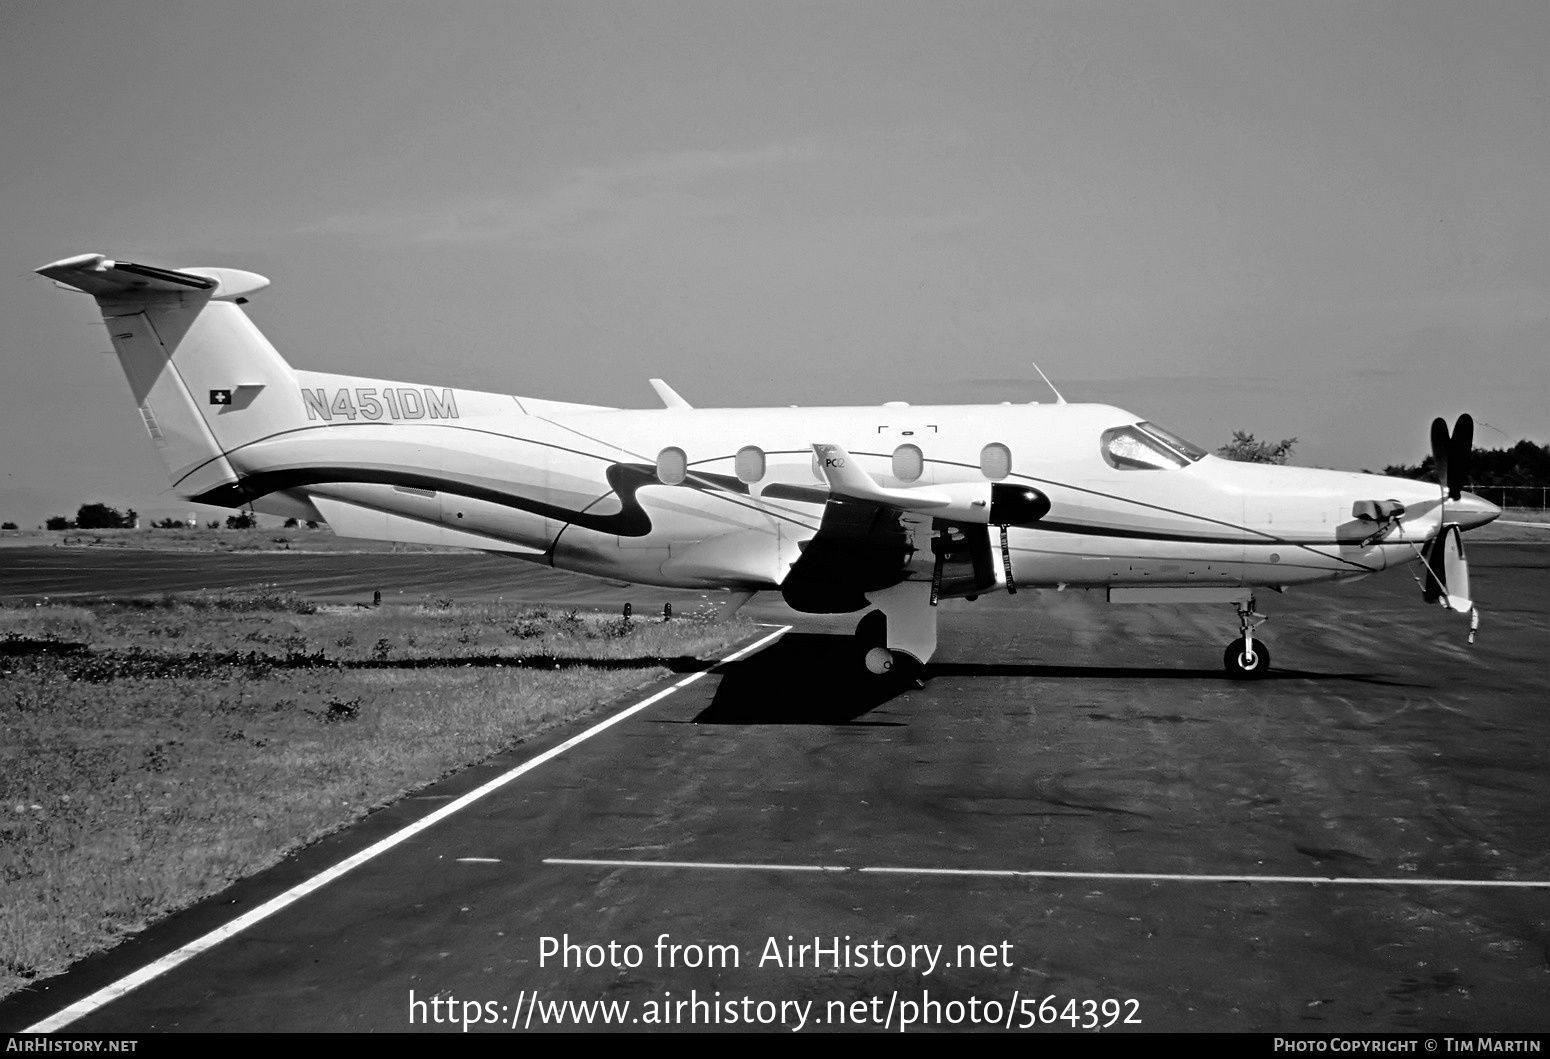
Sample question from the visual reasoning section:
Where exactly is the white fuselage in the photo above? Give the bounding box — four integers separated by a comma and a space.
235, 373, 1461, 602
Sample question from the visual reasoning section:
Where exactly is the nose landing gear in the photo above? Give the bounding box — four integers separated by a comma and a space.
1224, 598, 1271, 679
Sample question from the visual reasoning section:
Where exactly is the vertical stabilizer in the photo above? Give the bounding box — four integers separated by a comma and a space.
37, 254, 309, 503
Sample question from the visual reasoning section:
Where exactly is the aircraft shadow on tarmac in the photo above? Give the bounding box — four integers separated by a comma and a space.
691, 636, 1421, 725
926, 661, 1418, 686
692, 633, 911, 725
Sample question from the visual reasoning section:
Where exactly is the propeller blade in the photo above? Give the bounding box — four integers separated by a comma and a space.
1441, 524, 1472, 613
1448, 413, 1473, 501
1430, 416, 1451, 496
1420, 524, 1472, 613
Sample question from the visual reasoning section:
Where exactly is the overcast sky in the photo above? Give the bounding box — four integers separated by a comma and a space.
4, 1, 1547, 525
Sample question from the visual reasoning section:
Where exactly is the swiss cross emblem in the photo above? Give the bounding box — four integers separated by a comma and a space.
209, 389, 232, 405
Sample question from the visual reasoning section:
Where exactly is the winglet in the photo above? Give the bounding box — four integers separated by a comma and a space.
812, 444, 1046, 526
649, 378, 692, 410
811, 444, 952, 509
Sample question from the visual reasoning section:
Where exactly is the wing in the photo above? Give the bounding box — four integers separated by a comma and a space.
779, 444, 1026, 612
779, 489, 924, 613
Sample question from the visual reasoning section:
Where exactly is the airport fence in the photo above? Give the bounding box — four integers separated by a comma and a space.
1464, 484, 1550, 511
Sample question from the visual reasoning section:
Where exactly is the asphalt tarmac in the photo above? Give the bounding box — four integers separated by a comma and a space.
3, 543, 1548, 1033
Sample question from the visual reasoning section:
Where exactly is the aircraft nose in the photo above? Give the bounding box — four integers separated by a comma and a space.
1451, 491, 1501, 530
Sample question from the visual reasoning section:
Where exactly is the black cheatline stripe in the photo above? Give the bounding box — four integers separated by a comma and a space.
173, 420, 625, 491
927, 457, 1381, 573
1031, 519, 1371, 549
187, 420, 1378, 569
194, 460, 823, 541
193, 464, 656, 537
1009, 541, 1379, 576
185, 420, 825, 535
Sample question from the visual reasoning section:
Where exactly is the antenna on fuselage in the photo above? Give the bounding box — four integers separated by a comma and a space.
1030, 361, 1067, 405
649, 378, 692, 410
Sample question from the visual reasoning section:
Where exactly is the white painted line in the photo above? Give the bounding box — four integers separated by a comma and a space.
25, 626, 791, 1034
456, 858, 502, 864
546, 857, 848, 873
1496, 520, 1550, 529
546, 857, 1550, 890
858, 866, 1550, 888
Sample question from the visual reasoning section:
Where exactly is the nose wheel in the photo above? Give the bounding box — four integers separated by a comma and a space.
1224, 637, 1271, 678
1224, 599, 1271, 679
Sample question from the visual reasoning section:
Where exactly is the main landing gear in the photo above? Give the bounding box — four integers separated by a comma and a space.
1224, 598, 1271, 680
855, 600, 930, 688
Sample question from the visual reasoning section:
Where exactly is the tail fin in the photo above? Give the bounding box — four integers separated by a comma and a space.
37, 253, 310, 503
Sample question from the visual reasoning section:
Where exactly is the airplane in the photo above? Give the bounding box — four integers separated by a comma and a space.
36, 252, 1501, 680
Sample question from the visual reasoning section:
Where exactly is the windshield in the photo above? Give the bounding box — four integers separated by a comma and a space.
1100, 422, 1209, 470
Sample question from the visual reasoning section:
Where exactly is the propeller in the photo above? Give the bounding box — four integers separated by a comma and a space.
1431, 413, 1473, 501
1422, 414, 1479, 639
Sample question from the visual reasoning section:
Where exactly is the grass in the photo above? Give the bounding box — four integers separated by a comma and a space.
0, 525, 463, 553
0, 594, 754, 1001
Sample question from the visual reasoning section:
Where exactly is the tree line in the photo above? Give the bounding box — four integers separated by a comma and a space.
1217, 431, 1549, 489
32, 503, 320, 531
1379, 438, 1550, 488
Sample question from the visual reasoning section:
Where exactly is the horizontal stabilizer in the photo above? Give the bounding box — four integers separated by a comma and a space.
37, 254, 269, 303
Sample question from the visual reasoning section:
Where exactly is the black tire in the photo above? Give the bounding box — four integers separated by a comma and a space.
1224, 637, 1271, 679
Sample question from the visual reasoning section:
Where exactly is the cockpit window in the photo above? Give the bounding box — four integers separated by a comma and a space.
1137, 422, 1208, 461
1101, 422, 1208, 470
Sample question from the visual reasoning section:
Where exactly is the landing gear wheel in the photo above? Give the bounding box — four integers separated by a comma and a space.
863, 648, 928, 686
1224, 637, 1271, 680
864, 647, 895, 675
854, 606, 929, 687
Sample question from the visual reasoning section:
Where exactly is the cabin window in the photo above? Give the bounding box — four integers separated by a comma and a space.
1100, 423, 1206, 470
735, 445, 766, 484
979, 442, 1012, 480
656, 446, 687, 485
892, 444, 924, 483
